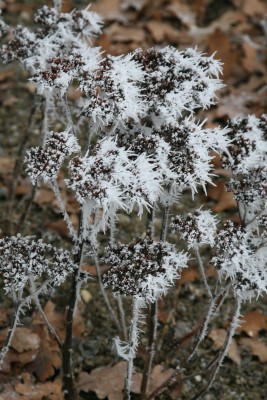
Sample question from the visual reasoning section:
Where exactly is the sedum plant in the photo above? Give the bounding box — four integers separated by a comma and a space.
0, 2, 267, 399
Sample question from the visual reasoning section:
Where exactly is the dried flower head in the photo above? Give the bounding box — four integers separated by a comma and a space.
134, 46, 223, 123
0, 234, 75, 293
80, 53, 145, 128
102, 237, 188, 302
171, 209, 217, 248
25, 130, 80, 184
211, 221, 267, 299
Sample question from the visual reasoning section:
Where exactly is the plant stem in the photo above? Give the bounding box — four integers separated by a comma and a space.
194, 246, 213, 299
140, 301, 157, 399
62, 241, 83, 400
124, 296, 142, 400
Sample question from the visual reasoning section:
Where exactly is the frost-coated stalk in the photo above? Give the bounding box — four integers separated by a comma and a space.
191, 296, 242, 400
140, 204, 169, 398
140, 301, 157, 400
140, 207, 156, 398
62, 246, 83, 400
29, 275, 62, 347
188, 283, 230, 361
94, 254, 121, 333
110, 214, 127, 340
50, 180, 77, 240
124, 296, 142, 400
194, 246, 213, 299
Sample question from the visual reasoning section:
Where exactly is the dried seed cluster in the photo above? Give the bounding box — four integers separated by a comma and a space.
26, 130, 80, 184
0, 235, 75, 293
102, 237, 187, 301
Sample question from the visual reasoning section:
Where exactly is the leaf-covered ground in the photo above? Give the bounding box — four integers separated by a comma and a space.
0, 0, 267, 399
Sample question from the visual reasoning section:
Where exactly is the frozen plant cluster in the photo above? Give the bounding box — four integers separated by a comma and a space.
1, 3, 267, 400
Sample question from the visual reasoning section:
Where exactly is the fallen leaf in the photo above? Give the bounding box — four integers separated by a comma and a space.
77, 362, 178, 400
46, 220, 70, 238
179, 267, 200, 285
209, 329, 241, 365
76, 361, 142, 400
243, 0, 267, 16
0, 157, 15, 176
90, 0, 122, 21
145, 21, 180, 43
236, 310, 267, 338
239, 337, 267, 363
207, 179, 237, 212
11, 327, 40, 353
34, 188, 55, 206
208, 28, 237, 78
109, 25, 145, 43
15, 379, 63, 399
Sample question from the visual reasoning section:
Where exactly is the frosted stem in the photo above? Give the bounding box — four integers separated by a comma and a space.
140, 301, 158, 399
194, 246, 213, 299
50, 180, 77, 240
191, 296, 242, 400
29, 275, 62, 347
188, 283, 230, 361
95, 255, 121, 333
124, 296, 142, 400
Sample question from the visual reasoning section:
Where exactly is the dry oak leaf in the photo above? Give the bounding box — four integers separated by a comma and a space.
207, 179, 237, 212
208, 28, 237, 79
27, 324, 61, 382
209, 329, 241, 365
108, 24, 145, 43
77, 362, 179, 400
11, 327, 40, 353
145, 21, 180, 43
239, 337, 267, 363
76, 361, 142, 400
236, 310, 267, 338
90, 0, 122, 21
15, 379, 63, 400
243, 0, 267, 16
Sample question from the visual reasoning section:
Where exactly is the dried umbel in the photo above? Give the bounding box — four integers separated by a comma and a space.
25, 130, 80, 184
133, 46, 223, 123
171, 209, 217, 248
102, 237, 188, 302
0, 234, 76, 293
80, 53, 145, 128
211, 221, 267, 300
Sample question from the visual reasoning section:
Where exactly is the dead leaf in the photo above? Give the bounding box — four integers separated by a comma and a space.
77, 362, 179, 400
209, 329, 241, 365
145, 21, 180, 43
90, 0, 122, 21
109, 24, 145, 43
0, 157, 15, 176
243, 0, 267, 16
11, 327, 40, 353
179, 267, 200, 285
0, 69, 15, 82
242, 42, 261, 73
76, 361, 142, 400
239, 337, 267, 363
236, 310, 267, 338
15, 379, 63, 399
46, 220, 70, 238
207, 179, 237, 212
208, 28, 237, 78
34, 188, 55, 206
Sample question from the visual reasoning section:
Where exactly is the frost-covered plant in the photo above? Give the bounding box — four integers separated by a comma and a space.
1, 2, 267, 400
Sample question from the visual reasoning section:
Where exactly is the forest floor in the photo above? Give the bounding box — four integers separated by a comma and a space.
0, 0, 267, 399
